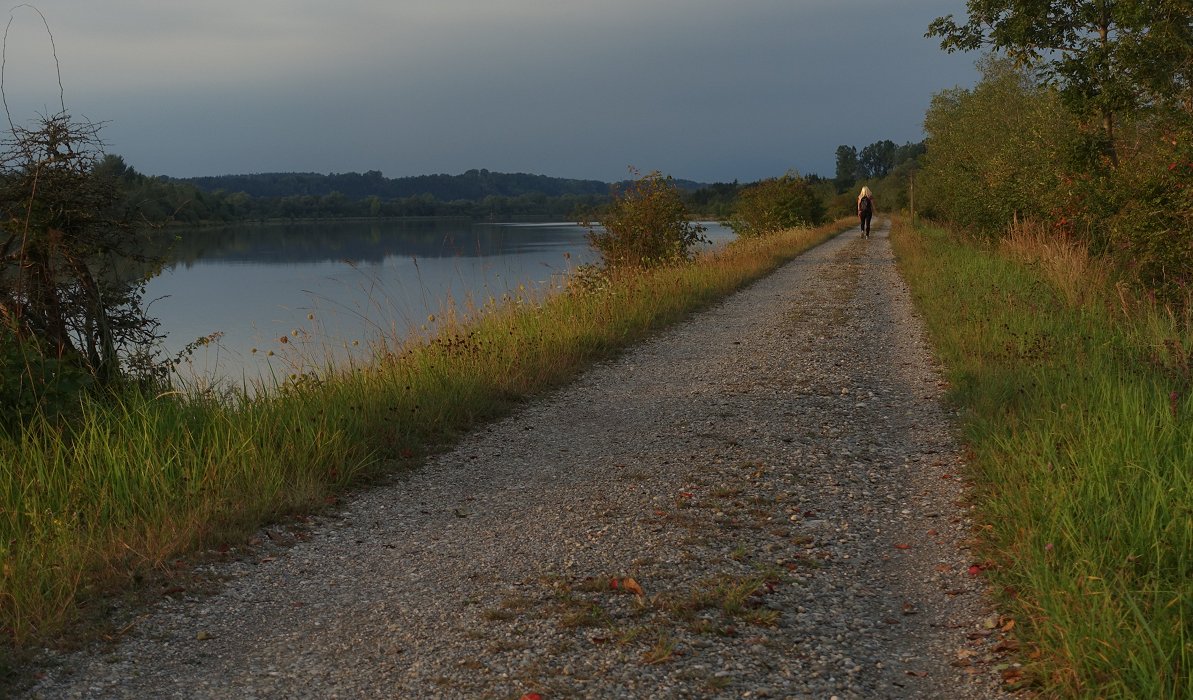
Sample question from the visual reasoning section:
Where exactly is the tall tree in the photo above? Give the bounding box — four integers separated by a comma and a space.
927, 0, 1193, 162
834, 145, 860, 190
859, 140, 898, 179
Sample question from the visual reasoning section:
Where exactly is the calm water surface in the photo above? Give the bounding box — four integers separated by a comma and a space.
147, 219, 732, 386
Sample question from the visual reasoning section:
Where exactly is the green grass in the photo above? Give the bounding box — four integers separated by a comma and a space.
891, 219, 1191, 698
0, 220, 849, 659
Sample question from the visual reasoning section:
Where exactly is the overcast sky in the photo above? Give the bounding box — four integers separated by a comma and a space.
0, 1, 979, 183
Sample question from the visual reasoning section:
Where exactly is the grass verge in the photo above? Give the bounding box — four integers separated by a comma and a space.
891, 217, 1190, 698
0, 219, 850, 669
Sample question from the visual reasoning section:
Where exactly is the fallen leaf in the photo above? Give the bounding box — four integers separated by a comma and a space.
520, 694, 543, 700
994, 639, 1021, 653
894, 543, 912, 550
621, 577, 645, 596
905, 670, 928, 677
1001, 619, 1016, 632
901, 602, 917, 615
968, 565, 983, 576
196, 630, 213, 641
935, 564, 951, 573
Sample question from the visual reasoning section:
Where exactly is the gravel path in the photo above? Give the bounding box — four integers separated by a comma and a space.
27, 221, 1017, 699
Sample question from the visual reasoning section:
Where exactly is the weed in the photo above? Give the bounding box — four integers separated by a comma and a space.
641, 632, 677, 665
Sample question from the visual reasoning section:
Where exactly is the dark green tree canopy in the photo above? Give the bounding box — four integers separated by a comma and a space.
927, 0, 1193, 148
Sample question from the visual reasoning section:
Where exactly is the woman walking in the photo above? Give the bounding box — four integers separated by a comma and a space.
857, 186, 874, 238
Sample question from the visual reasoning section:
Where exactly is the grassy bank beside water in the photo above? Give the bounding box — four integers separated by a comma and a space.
0, 221, 848, 662
891, 219, 1191, 698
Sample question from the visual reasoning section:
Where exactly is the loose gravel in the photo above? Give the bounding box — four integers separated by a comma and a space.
26, 221, 1017, 699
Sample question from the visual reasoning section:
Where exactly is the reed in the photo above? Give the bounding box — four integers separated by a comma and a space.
0, 220, 849, 656
890, 217, 1191, 698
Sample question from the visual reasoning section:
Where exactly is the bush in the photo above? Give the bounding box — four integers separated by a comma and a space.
728, 172, 824, 238
585, 170, 705, 268
0, 113, 163, 390
0, 324, 92, 434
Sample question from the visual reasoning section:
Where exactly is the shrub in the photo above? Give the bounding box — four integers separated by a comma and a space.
728, 172, 824, 238
584, 169, 705, 268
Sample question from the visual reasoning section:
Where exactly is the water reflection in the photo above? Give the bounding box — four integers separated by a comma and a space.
146, 219, 732, 387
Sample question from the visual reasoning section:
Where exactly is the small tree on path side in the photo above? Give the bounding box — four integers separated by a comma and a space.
584, 169, 706, 269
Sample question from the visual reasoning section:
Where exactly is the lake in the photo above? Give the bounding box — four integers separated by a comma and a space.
146, 219, 734, 387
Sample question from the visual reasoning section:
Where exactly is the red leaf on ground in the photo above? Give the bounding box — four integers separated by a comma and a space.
521, 694, 544, 700
968, 565, 984, 576
622, 577, 645, 596
894, 543, 911, 550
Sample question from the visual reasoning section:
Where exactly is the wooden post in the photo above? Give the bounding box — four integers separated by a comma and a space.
909, 171, 915, 227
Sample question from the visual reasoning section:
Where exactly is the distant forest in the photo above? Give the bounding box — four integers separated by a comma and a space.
99, 141, 918, 225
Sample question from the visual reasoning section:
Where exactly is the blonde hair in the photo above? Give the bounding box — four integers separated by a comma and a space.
858, 186, 872, 200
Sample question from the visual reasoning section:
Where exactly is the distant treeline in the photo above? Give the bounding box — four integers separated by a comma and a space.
97, 159, 733, 223
179, 169, 613, 200
98, 149, 918, 225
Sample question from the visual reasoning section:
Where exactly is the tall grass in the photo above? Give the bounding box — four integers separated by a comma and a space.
0, 220, 849, 655
891, 217, 1191, 698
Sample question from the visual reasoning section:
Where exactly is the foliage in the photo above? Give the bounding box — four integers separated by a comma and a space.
927, 0, 1193, 159
0, 324, 92, 434
918, 54, 1192, 305
918, 57, 1082, 232
0, 113, 162, 397
834, 140, 925, 192
1095, 120, 1193, 301
728, 172, 824, 238
584, 170, 706, 269
685, 181, 742, 219
834, 145, 861, 190
892, 219, 1191, 698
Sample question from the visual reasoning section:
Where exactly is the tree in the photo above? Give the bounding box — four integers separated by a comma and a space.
584, 169, 705, 269
859, 140, 898, 179
834, 145, 860, 190
728, 172, 825, 238
927, 0, 1193, 162
0, 112, 161, 385
918, 57, 1081, 232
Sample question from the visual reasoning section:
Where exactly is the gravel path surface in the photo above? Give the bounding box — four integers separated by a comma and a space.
27, 221, 1017, 699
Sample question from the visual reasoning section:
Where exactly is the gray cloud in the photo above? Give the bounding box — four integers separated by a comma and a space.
1, 0, 978, 182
